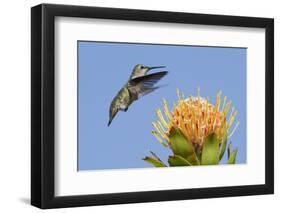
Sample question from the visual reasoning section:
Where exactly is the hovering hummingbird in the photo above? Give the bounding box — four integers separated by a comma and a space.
108, 64, 168, 126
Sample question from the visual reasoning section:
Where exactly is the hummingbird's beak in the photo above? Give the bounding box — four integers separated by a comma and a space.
148, 66, 166, 71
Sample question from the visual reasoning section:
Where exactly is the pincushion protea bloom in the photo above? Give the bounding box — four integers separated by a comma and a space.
144, 89, 240, 167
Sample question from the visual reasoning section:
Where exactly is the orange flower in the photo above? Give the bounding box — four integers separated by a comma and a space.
152, 88, 239, 147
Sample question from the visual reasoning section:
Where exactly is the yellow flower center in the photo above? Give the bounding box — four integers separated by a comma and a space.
152, 89, 239, 147
172, 97, 226, 146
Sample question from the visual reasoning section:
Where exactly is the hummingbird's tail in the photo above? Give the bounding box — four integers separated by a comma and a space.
108, 108, 119, 126
108, 115, 115, 126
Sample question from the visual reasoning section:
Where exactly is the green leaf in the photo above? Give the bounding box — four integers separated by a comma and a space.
219, 136, 227, 161
227, 148, 238, 164
201, 134, 220, 165
227, 143, 232, 159
168, 155, 192, 166
169, 127, 199, 165
143, 156, 167, 167
195, 145, 202, 163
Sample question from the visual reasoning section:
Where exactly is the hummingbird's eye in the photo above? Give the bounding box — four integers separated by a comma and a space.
140, 65, 144, 69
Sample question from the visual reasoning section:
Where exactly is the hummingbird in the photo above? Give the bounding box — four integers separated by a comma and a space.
108, 64, 168, 126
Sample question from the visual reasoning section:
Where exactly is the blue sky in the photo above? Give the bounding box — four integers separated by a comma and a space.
78, 41, 247, 171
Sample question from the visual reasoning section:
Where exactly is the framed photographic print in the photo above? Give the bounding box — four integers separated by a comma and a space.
31, 3, 274, 209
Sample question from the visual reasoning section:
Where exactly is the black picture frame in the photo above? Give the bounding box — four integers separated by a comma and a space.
31, 3, 274, 209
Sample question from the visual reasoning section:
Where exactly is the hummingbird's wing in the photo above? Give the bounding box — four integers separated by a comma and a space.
128, 71, 168, 99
